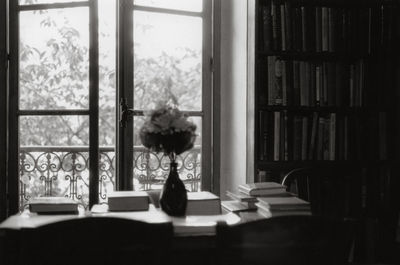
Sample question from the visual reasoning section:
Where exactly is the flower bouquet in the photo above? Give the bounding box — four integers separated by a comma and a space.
139, 103, 197, 216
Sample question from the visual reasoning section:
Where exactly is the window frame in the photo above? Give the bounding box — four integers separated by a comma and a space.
4, 0, 220, 216
7, 0, 99, 214
116, 0, 214, 192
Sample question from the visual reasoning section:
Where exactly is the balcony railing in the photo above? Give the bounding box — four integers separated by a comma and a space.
19, 146, 201, 211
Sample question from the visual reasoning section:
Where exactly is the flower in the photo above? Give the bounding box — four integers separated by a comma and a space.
139, 102, 197, 159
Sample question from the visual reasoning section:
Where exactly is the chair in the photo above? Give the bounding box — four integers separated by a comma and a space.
281, 167, 360, 218
18, 217, 173, 265
216, 215, 355, 265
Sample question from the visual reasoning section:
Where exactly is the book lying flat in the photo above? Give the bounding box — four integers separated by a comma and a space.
29, 197, 79, 215
238, 182, 287, 196
107, 191, 150, 211
256, 196, 310, 211
256, 203, 311, 218
221, 200, 257, 213
226, 190, 258, 202
186, 191, 221, 215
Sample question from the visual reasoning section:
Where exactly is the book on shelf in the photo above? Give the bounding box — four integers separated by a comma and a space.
238, 182, 287, 196
186, 191, 221, 215
256, 196, 310, 211
29, 197, 79, 215
107, 191, 150, 212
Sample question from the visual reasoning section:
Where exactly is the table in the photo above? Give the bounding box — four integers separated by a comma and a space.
0, 204, 246, 265
0, 204, 243, 236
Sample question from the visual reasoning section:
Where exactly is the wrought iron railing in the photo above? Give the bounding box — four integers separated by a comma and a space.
19, 146, 201, 211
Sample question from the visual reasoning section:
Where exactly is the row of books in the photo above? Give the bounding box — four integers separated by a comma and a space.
222, 182, 310, 216
259, 111, 388, 161
261, 0, 394, 53
29, 191, 222, 216
265, 56, 366, 107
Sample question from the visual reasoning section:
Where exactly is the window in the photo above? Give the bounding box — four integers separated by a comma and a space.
8, 0, 214, 213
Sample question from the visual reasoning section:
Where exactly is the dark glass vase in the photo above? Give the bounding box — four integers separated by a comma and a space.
159, 162, 187, 216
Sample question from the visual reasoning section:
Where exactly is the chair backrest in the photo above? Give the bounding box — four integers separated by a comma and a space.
216, 215, 355, 265
281, 167, 361, 218
19, 217, 173, 265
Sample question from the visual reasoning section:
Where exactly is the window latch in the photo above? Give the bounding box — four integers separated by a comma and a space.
119, 98, 134, 128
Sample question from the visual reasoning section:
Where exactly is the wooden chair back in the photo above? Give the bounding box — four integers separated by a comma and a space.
216, 215, 354, 265
18, 217, 173, 265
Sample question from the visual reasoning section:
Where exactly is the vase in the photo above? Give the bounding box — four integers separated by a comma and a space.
159, 162, 187, 216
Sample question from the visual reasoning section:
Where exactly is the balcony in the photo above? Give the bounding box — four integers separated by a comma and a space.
19, 146, 201, 211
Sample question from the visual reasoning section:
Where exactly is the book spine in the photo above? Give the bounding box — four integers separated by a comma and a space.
315, 6, 322, 52
322, 7, 329, 52
262, 2, 272, 51
274, 111, 281, 161
329, 113, 336, 160
301, 116, 309, 160
280, 4, 286, 51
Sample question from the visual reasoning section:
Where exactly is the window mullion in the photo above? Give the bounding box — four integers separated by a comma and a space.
116, 0, 134, 191
88, 0, 99, 208
201, 0, 213, 192
8, 0, 20, 215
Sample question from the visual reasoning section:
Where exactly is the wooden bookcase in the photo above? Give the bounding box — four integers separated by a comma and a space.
248, 0, 400, 262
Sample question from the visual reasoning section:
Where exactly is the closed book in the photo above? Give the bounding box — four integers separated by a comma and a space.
256, 196, 310, 211
29, 197, 79, 215
108, 191, 150, 211
256, 202, 311, 217
238, 182, 287, 196
226, 190, 258, 203
221, 200, 255, 213
186, 191, 221, 215
262, 3, 272, 51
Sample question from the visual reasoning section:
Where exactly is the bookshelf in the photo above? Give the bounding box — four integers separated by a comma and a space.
248, 0, 400, 262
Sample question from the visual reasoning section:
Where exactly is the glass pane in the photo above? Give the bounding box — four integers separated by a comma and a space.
99, 0, 116, 146
133, 11, 202, 111
19, 116, 90, 211
133, 116, 201, 192
19, 0, 86, 5
98, 0, 116, 203
19, 7, 89, 110
134, 0, 202, 12
20, 116, 89, 146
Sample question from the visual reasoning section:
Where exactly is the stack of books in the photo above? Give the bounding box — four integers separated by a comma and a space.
256, 196, 311, 217
221, 190, 259, 213
222, 182, 291, 213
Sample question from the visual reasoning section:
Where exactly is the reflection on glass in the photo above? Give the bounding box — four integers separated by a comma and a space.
19, 116, 89, 146
99, 0, 116, 146
19, 0, 86, 5
134, 0, 202, 12
19, 8, 89, 110
133, 11, 202, 111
